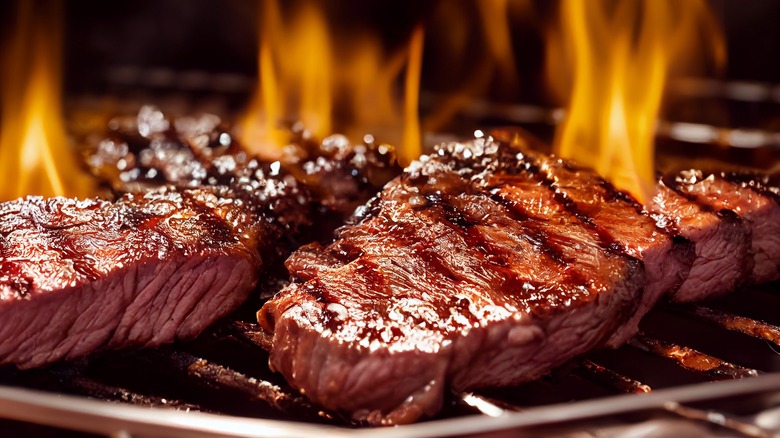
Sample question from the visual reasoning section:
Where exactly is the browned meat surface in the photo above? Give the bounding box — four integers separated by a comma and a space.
0, 189, 262, 369
491, 131, 693, 347
259, 137, 646, 425
649, 177, 752, 302
87, 106, 400, 240
675, 170, 780, 284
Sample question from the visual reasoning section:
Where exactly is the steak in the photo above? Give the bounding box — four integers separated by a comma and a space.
87, 106, 401, 240
0, 189, 262, 369
497, 135, 694, 348
648, 177, 752, 302
259, 137, 649, 424
260, 131, 774, 424
673, 170, 780, 285
0, 106, 399, 370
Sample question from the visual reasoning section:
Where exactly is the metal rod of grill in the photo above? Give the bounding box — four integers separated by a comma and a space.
137, 349, 335, 422
576, 360, 652, 394
679, 305, 780, 347
629, 333, 760, 380
50, 365, 200, 410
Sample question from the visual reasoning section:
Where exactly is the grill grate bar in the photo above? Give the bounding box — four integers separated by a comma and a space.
678, 305, 780, 347
459, 393, 516, 417
663, 401, 774, 438
220, 320, 273, 351
629, 333, 761, 380
136, 349, 335, 422
50, 365, 201, 410
575, 360, 652, 394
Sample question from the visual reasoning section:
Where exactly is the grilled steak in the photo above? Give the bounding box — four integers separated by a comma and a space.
498, 136, 694, 348
87, 106, 401, 240
260, 130, 776, 424
673, 170, 780, 285
259, 137, 652, 424
648, 177, 752, 302
0, 189, 263, 369
0, 106, 400, 370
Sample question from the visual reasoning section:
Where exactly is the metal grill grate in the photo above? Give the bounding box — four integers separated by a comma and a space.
0, 281, 779, 436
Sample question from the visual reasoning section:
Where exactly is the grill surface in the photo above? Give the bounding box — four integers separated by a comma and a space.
0, 281, 779, 437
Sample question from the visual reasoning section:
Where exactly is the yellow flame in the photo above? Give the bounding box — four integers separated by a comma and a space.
548, 0, 725, 203
240, 1, 424, 165
0, 1, 95, 202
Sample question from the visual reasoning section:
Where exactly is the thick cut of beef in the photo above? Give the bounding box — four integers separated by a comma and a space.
259, 137, 648, 425
491, 131, 694, 347
0, 189, 263, 369
87, 106, 400, 241
649, 177, 752, 302
673, 170, 780, 285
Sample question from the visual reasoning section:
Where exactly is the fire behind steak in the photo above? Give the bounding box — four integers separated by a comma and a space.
259, 131, 779, 425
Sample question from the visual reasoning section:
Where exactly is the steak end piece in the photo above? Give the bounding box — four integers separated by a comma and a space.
649, 177, 752, 302
0, 189, 260, 369
260, 137, 646, 424
674, 170, 780, 285
490, 129, 694, 348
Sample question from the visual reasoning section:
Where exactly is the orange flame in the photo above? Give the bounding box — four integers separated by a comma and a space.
548, 0, 725, 203
0, 1, 95, 202
240, 1, 424, 165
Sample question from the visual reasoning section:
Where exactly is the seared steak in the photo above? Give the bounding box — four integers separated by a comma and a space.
260, 131, 776, 424
649, 177, 752, 302
87, 106, 401, 239
0, 106, 399, 370
502, 139, 694, 348
674, 170, 780, 285
0, 189, 262, 369
259, 137, 648, 424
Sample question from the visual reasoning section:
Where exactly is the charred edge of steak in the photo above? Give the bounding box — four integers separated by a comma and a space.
261, 136, 645, 424
0, 189, 261, 369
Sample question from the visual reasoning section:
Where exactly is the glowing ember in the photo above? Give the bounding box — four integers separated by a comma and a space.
240, 0, 424, 165
547, 0, 725, 203
0, 1, 95, 202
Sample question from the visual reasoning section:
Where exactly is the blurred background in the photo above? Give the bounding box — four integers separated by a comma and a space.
1, 0, 779, 170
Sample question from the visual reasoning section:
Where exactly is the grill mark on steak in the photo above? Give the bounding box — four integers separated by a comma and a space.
648, 176, 753, 302
260, 137, 645, 424
675, 170, 780, 284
